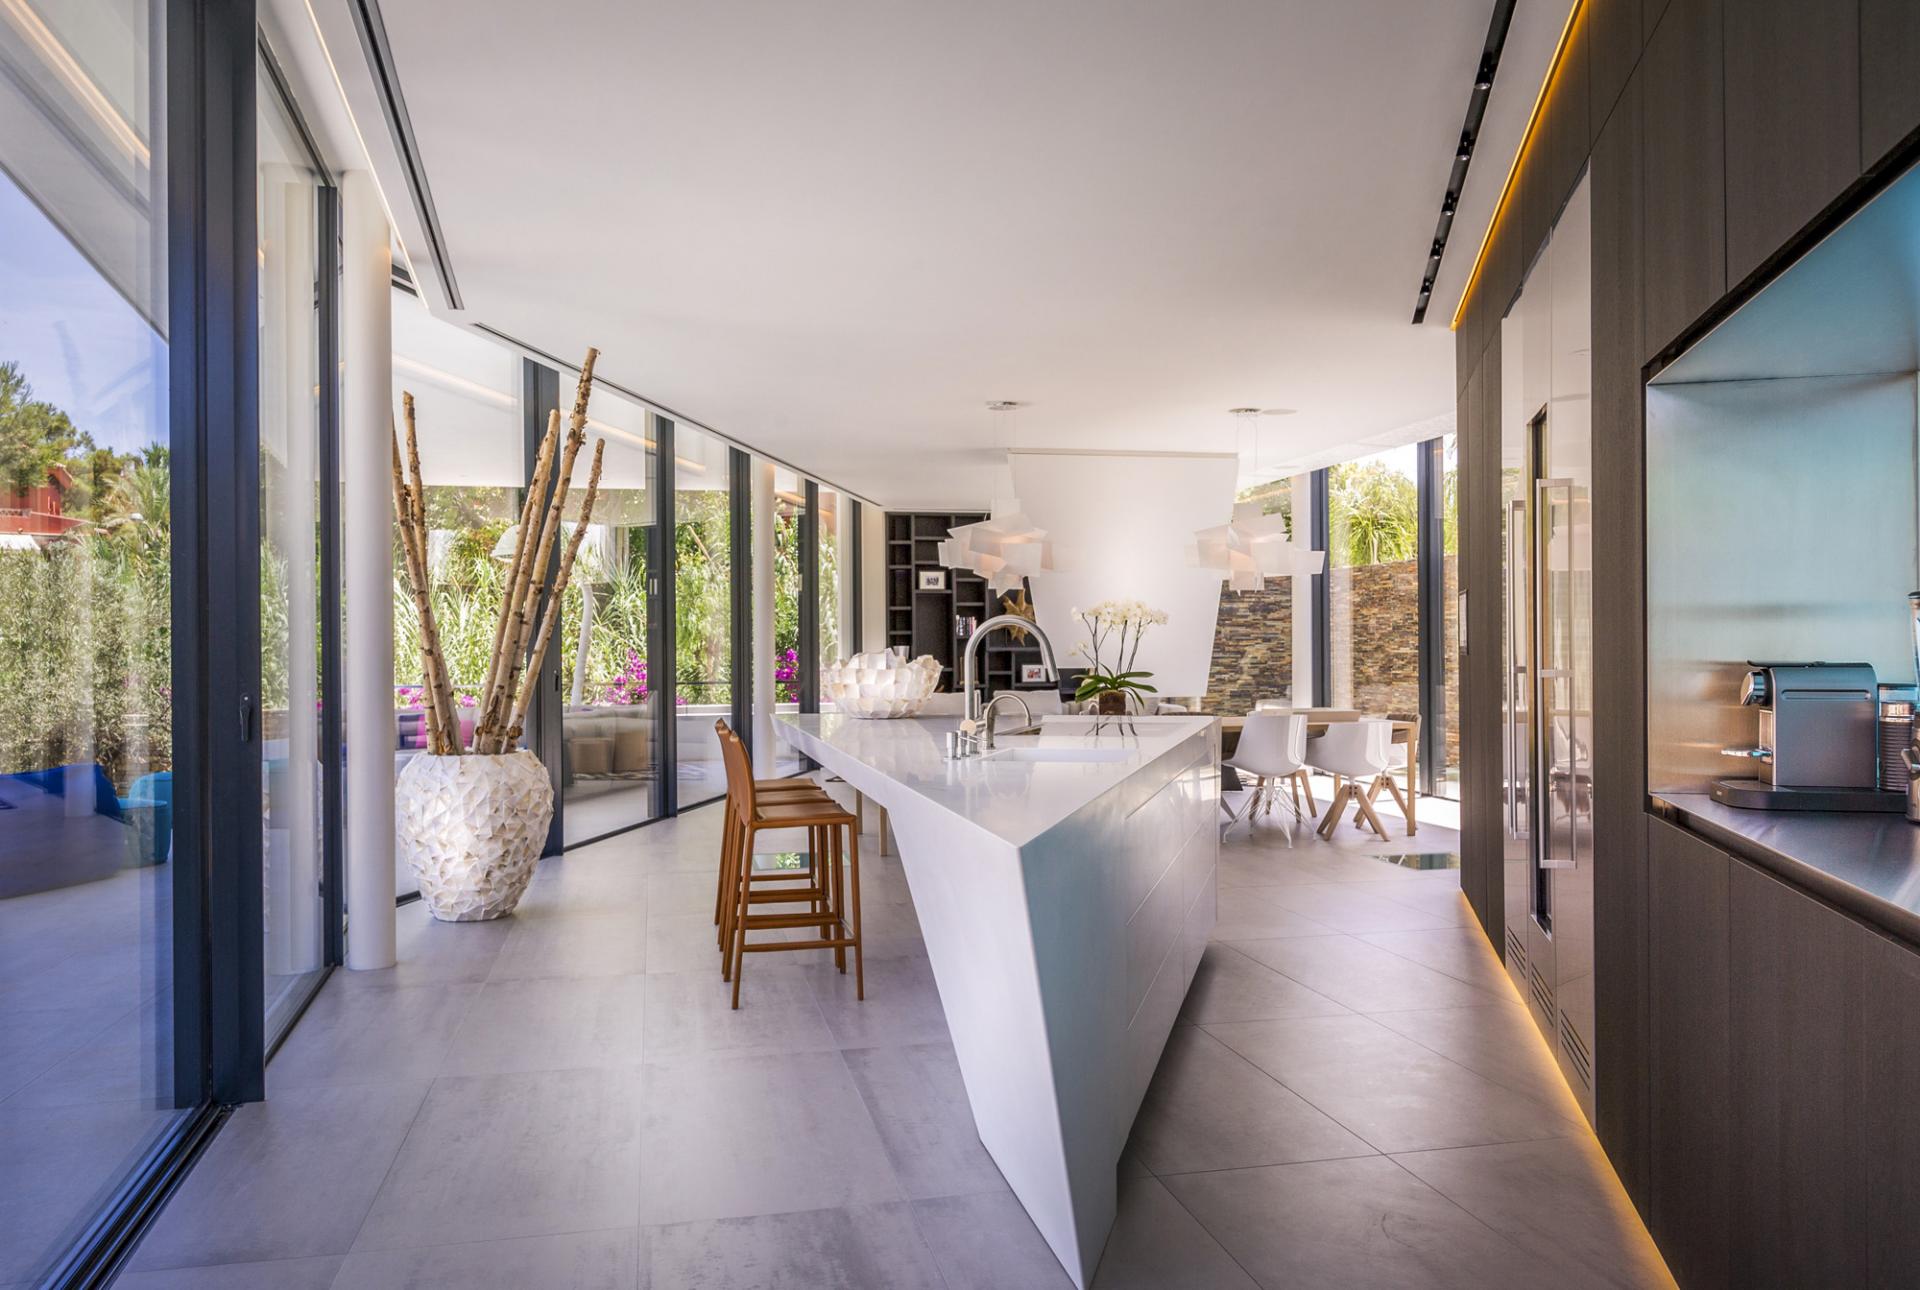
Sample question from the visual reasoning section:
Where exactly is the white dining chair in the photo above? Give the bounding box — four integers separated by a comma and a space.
1223, 713, 1312, 841
1309, 718, 1395, 840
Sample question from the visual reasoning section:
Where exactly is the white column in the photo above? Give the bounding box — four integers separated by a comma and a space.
341, 172, 396, 969
751, 459, 777, 774
1290, 471, 1315, 707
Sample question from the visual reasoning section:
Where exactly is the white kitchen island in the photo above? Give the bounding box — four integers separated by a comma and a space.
776, 713, 1219, 1287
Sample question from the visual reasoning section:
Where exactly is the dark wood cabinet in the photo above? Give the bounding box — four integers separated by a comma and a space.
1588, 0, 1642, 133
1728, 864, 1866, 1287
1640, 0, 1724, 360
1723, 0, 1859, 286
1588, 80, 1649, 1217
1861, 0, 1920, 170
1647, 818, 1733, 1290
1863, 929, 1920, 1284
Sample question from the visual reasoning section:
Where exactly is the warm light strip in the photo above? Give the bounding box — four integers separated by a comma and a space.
1448, 0, 1584, 330
393, 355, 515, 407
0, 0, 148, 164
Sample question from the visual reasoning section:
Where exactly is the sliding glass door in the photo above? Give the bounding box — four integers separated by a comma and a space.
558, 384, 660, 845
257, 53, 333, 1041
0, 1, 220, 1280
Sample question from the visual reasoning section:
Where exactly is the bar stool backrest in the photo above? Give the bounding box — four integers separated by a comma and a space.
715, 718, 754, 818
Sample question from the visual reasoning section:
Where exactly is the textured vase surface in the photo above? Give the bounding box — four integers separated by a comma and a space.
396, 750, 554, 922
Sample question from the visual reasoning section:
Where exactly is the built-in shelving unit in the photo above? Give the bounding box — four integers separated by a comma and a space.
884, 511, 1048, 700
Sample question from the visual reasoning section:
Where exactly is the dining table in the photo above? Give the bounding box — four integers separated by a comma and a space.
1216, 708, 1420, 835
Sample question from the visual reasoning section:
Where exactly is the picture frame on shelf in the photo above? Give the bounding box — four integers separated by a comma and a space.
917, 568, 948, 591
1019, 663, 1049, 684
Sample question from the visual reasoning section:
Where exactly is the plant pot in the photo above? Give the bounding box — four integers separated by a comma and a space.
1094, 691, 1129, 716
395, 750, 554, 921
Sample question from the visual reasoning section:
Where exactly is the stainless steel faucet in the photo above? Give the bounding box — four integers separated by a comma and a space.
972, 692, 1033, 752
960, 614, 1059, 722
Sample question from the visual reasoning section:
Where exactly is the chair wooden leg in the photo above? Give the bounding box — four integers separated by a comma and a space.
831, 825, 847, 974
730, 822, 755, 1008
1297, 771, 1316, 815
1317, 785, 1349, 838
847, 824, 864, 1001
1354, 787, 1391, 840
1289, 776, 1301, 815
1384, 777, 1411, 818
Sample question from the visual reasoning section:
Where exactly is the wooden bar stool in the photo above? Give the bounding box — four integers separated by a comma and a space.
712, 720, 834, 947
718, 730, 863, 1009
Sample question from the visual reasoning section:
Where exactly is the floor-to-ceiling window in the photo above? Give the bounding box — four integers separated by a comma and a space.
559, 384, 658, 844
673, 421, 734, 805
0, 3, 201, 1279
768, 466, 806, 773
1203, 477, 1294, 712
257, 54, 332, 1040
1326, 445, 1422, 717
816, 482, 844, 692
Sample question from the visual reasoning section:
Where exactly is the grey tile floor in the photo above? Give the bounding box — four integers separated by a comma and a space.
120, 780, 1673, 1289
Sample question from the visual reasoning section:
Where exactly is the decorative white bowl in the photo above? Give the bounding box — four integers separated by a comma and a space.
823, 652, 942, 718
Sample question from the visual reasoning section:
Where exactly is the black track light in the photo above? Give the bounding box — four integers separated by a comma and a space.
1457, 133, 1473, 162
1442, 193, 1456, 215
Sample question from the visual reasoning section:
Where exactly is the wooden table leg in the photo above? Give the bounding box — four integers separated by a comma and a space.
1405, 731, 1418, 836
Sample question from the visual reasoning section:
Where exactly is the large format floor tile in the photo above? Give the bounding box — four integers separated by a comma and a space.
129, 1082, 430, 1270
1088, 1176, 1258, 1290
842, 1042, 1008, 1200
912, 1191, 1075, 1289
352, 1068, 642, 1252
334, 1228, 640, 1290
266, 982, 478, 1090
638, 1049, 904, 1226
1129, 1026, 1371, 1174
1205, 1013, 1581, 1153
647, 1202, 944, 1289
1177, 942, 1350, 1025
438, 973, 645, 1075
1228, 933, 1506, 1013
1163, 1155, 1561, 1289
1392, 1137, 1676, 1290
119, 797, 1670, 1289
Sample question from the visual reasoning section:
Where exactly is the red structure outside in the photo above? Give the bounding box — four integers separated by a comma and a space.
0, 465, 81, 539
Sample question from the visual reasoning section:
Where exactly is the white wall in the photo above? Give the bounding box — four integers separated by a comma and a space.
1009, 451, 1239, 698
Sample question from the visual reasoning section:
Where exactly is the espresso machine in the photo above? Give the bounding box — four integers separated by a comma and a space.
1714, 661, 1904, 811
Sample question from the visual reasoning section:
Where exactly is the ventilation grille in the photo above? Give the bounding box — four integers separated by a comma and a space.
1558, 1010, 1593, 1089
1505, 928, 1527, 974
1528, 959, 1555, 1016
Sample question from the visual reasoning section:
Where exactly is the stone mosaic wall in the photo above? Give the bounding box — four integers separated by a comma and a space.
1202, 555, 1460, 771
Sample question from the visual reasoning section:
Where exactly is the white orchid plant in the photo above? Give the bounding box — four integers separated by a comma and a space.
1070, 600, 1168, 708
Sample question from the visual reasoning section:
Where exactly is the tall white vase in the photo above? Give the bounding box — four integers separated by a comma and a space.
395, 750, 554, 921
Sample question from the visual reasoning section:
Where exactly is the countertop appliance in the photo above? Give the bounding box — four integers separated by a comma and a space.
1715, 662, 1901, 811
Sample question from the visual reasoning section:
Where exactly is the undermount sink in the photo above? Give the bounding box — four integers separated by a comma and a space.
983, 746, 1133, 764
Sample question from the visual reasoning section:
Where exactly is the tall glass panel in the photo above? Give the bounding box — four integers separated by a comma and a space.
257, 61, 328, 1038
817, 484, 844, 676
1326, 444, 1421, 716
770, 466, 805, 774
389, 289, 520, 891
673, 423, 733, 805
0, 4, 188, 1280
559, 387, 657, 844
1203, 477, 1293, 712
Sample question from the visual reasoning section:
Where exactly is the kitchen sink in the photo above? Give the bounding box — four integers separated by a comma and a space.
983, 746, 1133, 763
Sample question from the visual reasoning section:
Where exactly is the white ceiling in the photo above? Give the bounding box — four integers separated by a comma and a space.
292, 0, 1572, 508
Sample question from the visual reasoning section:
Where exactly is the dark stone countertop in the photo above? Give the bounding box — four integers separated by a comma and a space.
1653, 790, 1920, 945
